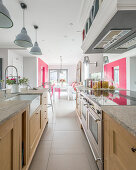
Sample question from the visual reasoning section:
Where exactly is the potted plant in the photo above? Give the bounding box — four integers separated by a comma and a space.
6, 77, 19, 93
19, 77, 29, 91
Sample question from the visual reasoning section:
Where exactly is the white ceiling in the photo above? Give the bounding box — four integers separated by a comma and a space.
0, 0, 83, 65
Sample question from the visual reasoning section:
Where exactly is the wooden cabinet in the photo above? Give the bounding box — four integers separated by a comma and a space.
41, 92, 48, 128
0, 114, 20, 170
104, 112, 136, 170
29, 106, 42, 157
76, 91, 81, 118
0, 92, 48, 170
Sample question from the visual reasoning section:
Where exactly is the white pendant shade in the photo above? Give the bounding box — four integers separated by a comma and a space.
14, 27, 33, 48
0, 0, 13, 28
30, 42, 42, 55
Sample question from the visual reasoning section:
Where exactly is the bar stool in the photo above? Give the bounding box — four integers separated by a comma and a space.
42, 82, 53, 112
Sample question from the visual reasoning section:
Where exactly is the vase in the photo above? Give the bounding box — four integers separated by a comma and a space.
11, 84, 20, 93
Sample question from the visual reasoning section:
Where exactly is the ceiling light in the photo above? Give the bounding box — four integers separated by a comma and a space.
14, 3, 33, 48
0, 0, 13, 28
69, 23, 73, 26
30, 25, 42, 55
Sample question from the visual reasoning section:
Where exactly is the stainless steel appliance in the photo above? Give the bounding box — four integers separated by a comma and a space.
0, 58, 2, 89
81, 97, 88, 129
81, 92, 103, 170
87, 99, 103, 170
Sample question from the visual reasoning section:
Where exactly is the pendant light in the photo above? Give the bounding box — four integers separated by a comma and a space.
0, 0, 13, 28
14, 3, 33, 48
30, 25, 42, 55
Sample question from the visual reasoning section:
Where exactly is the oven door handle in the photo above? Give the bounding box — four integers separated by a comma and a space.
94, 157, 101, 163
88, 110, 101, 122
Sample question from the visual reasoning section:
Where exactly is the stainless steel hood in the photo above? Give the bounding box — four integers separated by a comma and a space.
85, 10, 136, 54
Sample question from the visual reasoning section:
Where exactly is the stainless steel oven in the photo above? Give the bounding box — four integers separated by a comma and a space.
81, 97, 88, 129
87, 105, 103, 170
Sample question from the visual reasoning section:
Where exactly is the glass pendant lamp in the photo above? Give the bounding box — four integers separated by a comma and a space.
14, 3, 33, 48
30, 25, 42, 55
0, 0, 13, 28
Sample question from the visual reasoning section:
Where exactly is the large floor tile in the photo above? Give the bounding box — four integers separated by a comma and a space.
55, 117, 79, 131
51, 131, 86, 154
41, 123, 55, 141
47, 154, 92, 170
48, 108, 56, 124
29, 141, 52, 170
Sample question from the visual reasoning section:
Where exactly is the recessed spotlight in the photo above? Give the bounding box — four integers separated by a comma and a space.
64, 35, 68, 38
69, 23, 73, 26
72, 39, 75, 41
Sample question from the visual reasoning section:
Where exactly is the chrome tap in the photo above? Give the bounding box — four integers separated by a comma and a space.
4, 66, 19, 94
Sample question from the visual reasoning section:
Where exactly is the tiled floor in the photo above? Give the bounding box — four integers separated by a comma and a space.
29, 93, 98, 170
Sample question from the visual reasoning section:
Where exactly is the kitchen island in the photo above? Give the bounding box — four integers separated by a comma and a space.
76, 86, 136, 170
0, 88, 48, 170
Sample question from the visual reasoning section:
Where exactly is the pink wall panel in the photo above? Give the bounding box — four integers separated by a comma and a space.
38, 58, 48, 87
104, 58, 126, 89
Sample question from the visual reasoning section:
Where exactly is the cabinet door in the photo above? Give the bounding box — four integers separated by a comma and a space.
103, 113, 110, 170
29, 108, 42, 156
109, 116, 136, 170
0, 115, 20, 170
41, 92, 48, 128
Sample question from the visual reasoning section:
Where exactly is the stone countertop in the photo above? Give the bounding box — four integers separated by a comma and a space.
0, 88, 48, 126
102, 106, 136, 137
0, 100, 31, 125
76, 86, 136, 137
19, 88, 48, 95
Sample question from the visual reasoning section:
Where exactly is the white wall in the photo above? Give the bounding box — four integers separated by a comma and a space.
23, 57, 38, 88
48, 65, 76, 85
130, 57, 136, 91
8, 50, 23, 78
0, 49, 8, 79
80, 53, 103, 82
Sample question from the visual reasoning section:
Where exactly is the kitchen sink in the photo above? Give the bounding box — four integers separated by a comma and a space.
6, 94, 41, 116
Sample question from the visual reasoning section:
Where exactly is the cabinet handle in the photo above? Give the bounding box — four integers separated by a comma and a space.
0, 137, 1, 141
131, 147, 136, 153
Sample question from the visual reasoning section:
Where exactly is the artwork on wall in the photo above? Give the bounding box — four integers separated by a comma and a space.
76, 61, 82, 82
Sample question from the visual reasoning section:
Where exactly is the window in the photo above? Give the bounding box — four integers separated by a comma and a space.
49, 69, 68, 84
114, 66, 119, 85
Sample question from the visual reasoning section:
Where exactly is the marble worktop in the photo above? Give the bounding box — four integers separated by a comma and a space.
0, 88, 48, 125
76, 86, 136, 137
0, 100, 31, 125
102, 106, 136, 137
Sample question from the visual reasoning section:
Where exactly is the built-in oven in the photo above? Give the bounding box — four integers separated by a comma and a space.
81, 97, 88, 129
87, 105, 103, 170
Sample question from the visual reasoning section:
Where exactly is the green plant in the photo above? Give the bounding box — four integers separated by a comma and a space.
6, 78, 17, 85
19, 77, 28, 85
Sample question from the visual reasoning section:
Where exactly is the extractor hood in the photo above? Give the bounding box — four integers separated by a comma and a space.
81, 0, 136, 54
94, 30, 131, 50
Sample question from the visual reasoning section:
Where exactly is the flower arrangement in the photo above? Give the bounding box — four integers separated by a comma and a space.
19, 77, 28, 85
60, 79, 66, 83
5, 76, 28, 86
6, 77, 17, 85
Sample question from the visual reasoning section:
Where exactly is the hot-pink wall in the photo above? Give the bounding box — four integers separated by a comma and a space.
104, 58, 127, 105
38, 58, 48, 87
104, 58, 126, 89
